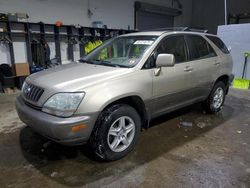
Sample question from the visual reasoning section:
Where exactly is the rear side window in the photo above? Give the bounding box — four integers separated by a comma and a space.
156, 36, 188, 63
185, 35, 216, 61
206, 35, 230, 54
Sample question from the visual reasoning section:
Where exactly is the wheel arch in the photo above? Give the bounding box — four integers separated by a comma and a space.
215, 74, 230, 94
100, 95, 150, 130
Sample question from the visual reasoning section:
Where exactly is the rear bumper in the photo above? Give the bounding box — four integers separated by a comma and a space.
226, 74, 235, 94
15, 95, 98, 146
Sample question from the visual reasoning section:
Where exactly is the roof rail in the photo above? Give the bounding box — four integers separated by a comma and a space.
143, 27, 208, 33
184, 28, 208, 33
146, 27, 188, 31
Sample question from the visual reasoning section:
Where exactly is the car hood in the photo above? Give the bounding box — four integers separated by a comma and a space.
26, 62, 133, 91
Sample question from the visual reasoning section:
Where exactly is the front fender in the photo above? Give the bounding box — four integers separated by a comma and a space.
75, 69, 153, 114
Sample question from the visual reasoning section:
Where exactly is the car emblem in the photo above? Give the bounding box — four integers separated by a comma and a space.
24, 86, 31, 94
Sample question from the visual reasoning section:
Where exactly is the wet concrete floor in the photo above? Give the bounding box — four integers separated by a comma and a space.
0, 89, 250, 188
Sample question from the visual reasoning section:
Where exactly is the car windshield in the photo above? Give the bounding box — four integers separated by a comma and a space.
80, 35, 158, 68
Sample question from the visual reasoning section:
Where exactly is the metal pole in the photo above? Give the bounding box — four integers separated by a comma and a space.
224, 0, 228, 25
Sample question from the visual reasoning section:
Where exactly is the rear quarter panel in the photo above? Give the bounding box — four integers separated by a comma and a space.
205, 36, 233, 80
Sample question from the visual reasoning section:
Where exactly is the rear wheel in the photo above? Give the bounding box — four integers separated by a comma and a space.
89, 104, 141, 161
204, 81, 226, 113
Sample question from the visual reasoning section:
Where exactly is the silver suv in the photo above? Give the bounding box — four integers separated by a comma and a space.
16, 31, 233, 161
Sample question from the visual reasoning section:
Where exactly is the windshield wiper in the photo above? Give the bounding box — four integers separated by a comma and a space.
92, 59, 129, 68
79, 59, 129, 68
78, 59, 96, 64
92, 59, 111, 64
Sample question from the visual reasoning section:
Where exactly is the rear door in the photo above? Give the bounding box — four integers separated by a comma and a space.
150, 35, 195, 117
184, 34, 218, 99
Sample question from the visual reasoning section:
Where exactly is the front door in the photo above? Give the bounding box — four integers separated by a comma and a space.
151, 35, 195, 117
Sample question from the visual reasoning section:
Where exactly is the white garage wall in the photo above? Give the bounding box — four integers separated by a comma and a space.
218, 24, 250, 79
0, 0, 191, 29
13, 42, 27, 63
47, 42, 56, 59
60, 42, 68, 61
73, 44, 80, 60
0, 44, 11, 64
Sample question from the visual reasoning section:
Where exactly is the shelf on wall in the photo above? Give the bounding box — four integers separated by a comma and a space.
0, 20, 135, 74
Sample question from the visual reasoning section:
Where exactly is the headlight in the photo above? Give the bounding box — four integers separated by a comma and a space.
42, 92, 85, 117
21, 81, 27, 93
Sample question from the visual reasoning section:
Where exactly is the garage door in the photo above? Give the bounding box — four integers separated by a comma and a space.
135, 2, 182, 31
137, 11, 174, 31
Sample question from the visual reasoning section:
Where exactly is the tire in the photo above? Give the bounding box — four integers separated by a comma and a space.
89, 104, 141, 161
204, 81, 226, 114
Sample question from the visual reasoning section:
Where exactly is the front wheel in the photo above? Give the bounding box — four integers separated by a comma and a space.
89, 104, 141, 161
204, 81, 226, 114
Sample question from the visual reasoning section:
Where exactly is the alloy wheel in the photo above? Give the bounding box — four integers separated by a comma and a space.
107, 116, 135, 152
212, 87, 224, 109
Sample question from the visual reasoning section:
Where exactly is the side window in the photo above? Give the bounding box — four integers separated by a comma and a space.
207, 43, 217, 57
206, 35, 230, 54
143, 35, 187, 69
186, 35, 216, 61
157, 36, 188, 63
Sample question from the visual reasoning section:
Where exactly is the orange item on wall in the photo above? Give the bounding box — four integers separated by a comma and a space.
55, 21, 63, 27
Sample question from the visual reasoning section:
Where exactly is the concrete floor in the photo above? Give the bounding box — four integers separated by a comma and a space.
0, 89, 250, 188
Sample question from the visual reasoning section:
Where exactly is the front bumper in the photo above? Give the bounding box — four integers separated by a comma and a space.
15, 95, 98, 146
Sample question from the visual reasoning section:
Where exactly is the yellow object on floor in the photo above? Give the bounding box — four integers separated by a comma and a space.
233, 78, 250, 90
233, 52, 250, 90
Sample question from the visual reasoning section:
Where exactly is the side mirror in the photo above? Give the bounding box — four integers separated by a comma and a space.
156, 54, 175, 67
228, 46, 232, 52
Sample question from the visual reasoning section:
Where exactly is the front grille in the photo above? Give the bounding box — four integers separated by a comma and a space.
23, 82, 44, 102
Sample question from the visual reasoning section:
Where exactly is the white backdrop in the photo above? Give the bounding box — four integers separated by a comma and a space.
218, 24, 250, 79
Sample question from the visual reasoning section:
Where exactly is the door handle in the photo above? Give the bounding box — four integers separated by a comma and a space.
213, 62, 221, 66
184, 66, 193, 72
